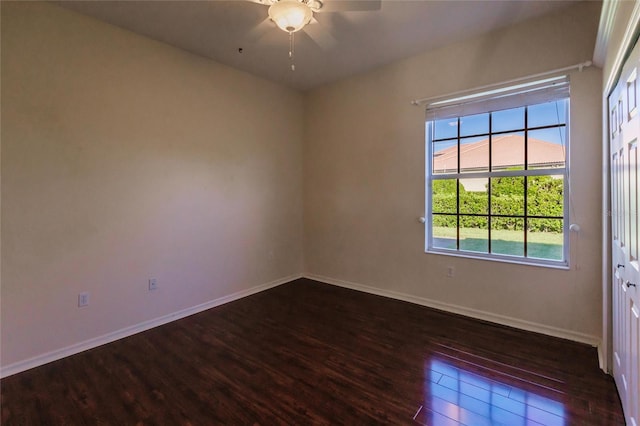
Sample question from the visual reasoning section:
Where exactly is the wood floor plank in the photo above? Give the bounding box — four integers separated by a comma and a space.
1, 278, 625, 425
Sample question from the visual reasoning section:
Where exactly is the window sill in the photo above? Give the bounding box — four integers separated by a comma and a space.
425, 248, 570, 270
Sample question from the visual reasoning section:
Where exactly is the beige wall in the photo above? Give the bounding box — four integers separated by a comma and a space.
1, 0, 607, 372
1, 2, 304, 367
304, 2, 604, 340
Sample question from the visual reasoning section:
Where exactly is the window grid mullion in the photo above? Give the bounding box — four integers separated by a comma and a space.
524, 106, 529, 258
434, 212, 563, 219
456, 117, 461, 250
488, 112, 493, 254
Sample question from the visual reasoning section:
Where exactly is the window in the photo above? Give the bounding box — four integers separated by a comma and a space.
426, 77, 569, 267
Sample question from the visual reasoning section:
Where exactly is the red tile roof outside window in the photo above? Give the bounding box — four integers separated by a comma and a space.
433, 134, 565, 174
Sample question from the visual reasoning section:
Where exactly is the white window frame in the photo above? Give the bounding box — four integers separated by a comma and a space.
425, 77, 570, 269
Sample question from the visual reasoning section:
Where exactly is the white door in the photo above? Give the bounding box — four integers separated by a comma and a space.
610, 38, 640, 426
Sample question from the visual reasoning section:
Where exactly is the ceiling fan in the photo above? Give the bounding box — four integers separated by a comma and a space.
247, 0, 382, 70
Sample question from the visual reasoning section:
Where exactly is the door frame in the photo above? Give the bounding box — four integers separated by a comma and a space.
600, 1, 640, 373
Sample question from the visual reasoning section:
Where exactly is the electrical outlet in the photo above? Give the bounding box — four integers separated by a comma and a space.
447, 267, 454, 278
148, 278, 158, 291
78, 292, 90, 307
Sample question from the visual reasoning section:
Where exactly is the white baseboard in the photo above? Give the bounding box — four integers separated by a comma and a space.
304, 273, 602, 349
0, 273, 302, 379
3, 273, 603, 378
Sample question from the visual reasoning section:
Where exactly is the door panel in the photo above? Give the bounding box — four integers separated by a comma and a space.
610, 38, 640, 426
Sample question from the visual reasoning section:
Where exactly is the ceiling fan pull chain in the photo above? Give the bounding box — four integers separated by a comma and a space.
289, 31, 295, 71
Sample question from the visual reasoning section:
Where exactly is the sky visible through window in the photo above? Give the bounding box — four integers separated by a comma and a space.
431, 100, 567, 150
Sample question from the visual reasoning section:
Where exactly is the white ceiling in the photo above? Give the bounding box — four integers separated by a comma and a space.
58, 0, 584, 91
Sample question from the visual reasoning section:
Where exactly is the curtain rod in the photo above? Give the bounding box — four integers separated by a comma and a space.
410, 60, 593, 107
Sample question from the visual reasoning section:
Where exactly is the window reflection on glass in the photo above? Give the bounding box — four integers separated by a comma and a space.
527, 129, 565, 170
491, 176, 524, 216
527, 218, 563, 261
460, 220, 488, 253
492, 132, 525, 171
460, 113, 489, 137
432, 180, 457, 214
492, 218, 524, 257
432, 215, 457, 250
527, 175, 564, 217
433, 141, 458, 174
460, 136, 488, 173
528, 100, 567, 128
434, 117, 458, 140
492, 107, 525, 133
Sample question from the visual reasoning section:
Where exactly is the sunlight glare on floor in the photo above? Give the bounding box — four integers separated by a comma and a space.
416, 359, 566, 426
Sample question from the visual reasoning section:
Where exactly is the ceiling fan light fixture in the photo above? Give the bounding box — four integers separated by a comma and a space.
268, 0, 313, 33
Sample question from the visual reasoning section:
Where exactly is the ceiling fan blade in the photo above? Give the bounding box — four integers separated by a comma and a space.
245, 0, 271, 5
318, 0, 381, 12
246, 17, 275, 43
303, 18, 337, 50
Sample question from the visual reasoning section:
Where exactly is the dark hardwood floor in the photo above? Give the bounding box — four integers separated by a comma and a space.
1, 278, 624, 425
